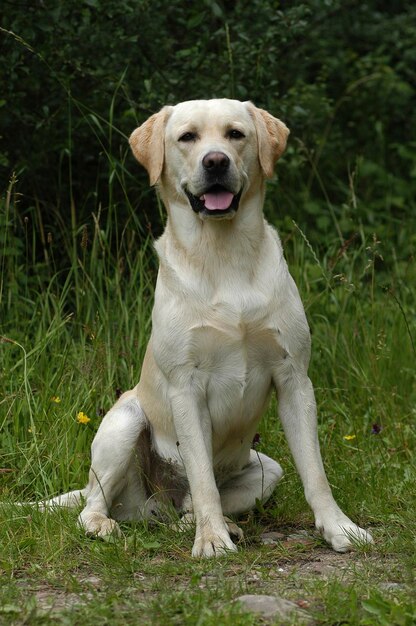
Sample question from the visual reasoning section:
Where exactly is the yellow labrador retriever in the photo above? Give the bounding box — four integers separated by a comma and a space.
44, 99, 372, 556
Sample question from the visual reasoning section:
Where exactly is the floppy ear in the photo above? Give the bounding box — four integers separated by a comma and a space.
246, 102, 290, 179
129, 106, 172, 186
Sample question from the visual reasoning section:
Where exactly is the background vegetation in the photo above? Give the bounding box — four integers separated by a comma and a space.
1, 1, 415, 624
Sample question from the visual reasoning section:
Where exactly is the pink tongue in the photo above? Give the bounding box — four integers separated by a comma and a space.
201, 191, 234, 211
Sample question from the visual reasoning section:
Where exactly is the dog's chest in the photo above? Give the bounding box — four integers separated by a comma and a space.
152, 244, 307, 440
184, 294, 285, 421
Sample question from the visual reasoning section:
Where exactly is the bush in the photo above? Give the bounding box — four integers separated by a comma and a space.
0, 0, 415, 269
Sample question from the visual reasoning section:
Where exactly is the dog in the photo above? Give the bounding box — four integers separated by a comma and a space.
43, 99, 373, 557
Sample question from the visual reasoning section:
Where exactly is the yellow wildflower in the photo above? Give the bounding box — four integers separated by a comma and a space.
77, 411, 90, 425
343, 434, 356, 441
51, 396, 61, 403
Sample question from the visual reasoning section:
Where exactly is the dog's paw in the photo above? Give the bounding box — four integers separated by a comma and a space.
173, 513, 244, 542
318, 518, 373, 552
192, 524, 238, 558
78, 511, 122, 538
223, 516, 244, 541
171, 512, 195, 533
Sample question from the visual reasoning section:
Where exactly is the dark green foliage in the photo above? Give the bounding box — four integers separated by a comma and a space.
1, 1, 415, 262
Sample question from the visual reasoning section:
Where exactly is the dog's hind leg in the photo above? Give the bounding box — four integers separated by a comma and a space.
77, 390, 150, 538
219, 450, 283, 516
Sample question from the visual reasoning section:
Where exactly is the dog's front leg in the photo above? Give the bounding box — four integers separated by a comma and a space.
170, 389, 237, 557
274, 370, 373, 552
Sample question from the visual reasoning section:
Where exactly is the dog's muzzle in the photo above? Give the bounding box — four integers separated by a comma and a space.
184, 151, 242, 219
185, 184, 242, 219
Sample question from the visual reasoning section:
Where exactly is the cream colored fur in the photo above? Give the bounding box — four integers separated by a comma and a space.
42, 99, 373, 557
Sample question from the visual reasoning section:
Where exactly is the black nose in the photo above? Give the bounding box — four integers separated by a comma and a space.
202, 151, 230, 172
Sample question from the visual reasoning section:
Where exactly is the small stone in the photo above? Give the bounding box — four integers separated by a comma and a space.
81, 575, 102, 587
284, 537, 315, 548
285, 531, 315, 549
297, 599, 311, 609
235, 594, 308, 621
260, 531, 285, 545
379, 582, 404, 591
246, 571, 261, 583
287, 530, 312, 539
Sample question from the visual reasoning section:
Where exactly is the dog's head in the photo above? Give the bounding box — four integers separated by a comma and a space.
130, 99, 289, 221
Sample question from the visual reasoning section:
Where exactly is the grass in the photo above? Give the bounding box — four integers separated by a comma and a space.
1, 171, 415, 625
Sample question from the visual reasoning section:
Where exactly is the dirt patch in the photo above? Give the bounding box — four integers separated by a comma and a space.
275, 548, 363, 579
7, 532, 407, 624
34, 588, 87, 613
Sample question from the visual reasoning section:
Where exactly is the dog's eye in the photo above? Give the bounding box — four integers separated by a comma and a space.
228, 129, 245, 140
178, 132, 197, 142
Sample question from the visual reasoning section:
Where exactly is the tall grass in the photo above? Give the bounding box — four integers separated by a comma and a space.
1, 161, 414, 513
0, 162, 156, 498
1, 111, 415, 625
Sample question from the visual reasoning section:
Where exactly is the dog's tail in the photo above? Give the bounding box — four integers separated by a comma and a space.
16, 488, 87, 510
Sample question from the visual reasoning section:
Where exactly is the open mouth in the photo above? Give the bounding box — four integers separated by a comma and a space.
185, 184, 242, 218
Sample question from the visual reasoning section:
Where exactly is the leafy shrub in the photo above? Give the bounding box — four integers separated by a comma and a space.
0, 0, 415, 270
